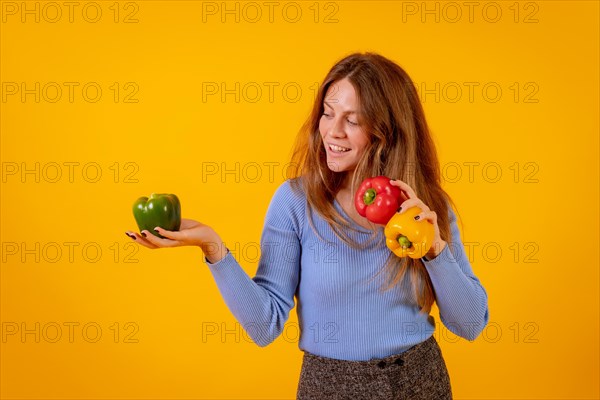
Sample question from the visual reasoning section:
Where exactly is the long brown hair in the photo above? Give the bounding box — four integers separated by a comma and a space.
287, 52, 461, 315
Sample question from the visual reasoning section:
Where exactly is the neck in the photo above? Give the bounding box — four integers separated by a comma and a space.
338, 172, 354, 193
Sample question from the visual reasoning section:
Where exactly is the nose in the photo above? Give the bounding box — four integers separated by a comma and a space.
327, 116, 346, 139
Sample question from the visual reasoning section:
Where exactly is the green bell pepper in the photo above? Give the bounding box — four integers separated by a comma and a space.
132, 193, 181, 239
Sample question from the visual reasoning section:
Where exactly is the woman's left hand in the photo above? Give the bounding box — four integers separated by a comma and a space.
389, 179, 447, 260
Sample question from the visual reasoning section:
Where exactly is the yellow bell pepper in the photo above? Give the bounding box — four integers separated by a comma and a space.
384, 207, 435, 259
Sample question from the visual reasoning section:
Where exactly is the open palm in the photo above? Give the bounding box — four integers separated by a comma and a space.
125, 218, 215, 249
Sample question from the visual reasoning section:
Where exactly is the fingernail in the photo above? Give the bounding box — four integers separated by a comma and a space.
398, 207, 402, 213
154, 227, 160, 232
141, 232, 147, 238
414, 215, 420, 220
125, 232, 132, 239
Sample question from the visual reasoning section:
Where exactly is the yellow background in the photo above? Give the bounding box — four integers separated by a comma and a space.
1, 1, 599, 399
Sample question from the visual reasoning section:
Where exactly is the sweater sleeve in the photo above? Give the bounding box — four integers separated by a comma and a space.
203, 180, 303, 347
422, 206, 490, 341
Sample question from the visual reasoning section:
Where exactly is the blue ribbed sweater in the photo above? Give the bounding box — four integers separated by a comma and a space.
205, 179, 489, 361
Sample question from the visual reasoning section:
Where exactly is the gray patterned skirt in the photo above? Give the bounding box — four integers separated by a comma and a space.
296, 334, 452, 400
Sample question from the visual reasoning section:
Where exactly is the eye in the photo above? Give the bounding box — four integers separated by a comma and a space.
347, 119, 358, 126
322, 112, 331, 118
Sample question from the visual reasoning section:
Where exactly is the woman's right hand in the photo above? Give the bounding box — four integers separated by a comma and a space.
125, 218, 227, 263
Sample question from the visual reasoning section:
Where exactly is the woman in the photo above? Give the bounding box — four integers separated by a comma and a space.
125, 52, 490, 399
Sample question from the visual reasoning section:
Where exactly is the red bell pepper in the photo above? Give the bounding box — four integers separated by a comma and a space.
354, 176, 407, 225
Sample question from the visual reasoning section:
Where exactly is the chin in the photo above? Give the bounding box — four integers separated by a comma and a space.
326, 161, 343, 172
326, 161, 354, 173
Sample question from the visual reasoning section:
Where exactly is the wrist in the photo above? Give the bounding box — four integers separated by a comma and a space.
200, 230, 228, 264
203, 247, 228, 264
425, 240, 447, 261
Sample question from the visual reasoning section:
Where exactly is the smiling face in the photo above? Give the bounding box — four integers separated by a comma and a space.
319, 77, 370, 175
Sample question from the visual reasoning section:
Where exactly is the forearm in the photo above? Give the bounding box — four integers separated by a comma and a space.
207, 253, 284, 347
201, 180, 303, 347
203, 226, 301, 347
208, 238, 300, 346
424, 245, 489, 340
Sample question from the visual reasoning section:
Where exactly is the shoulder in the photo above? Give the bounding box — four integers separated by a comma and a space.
265, 177, 307, 232
444, 199, 464, 240
271, 178, 306, 208
439, 194, 457, 223
447, 202, 457, 222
